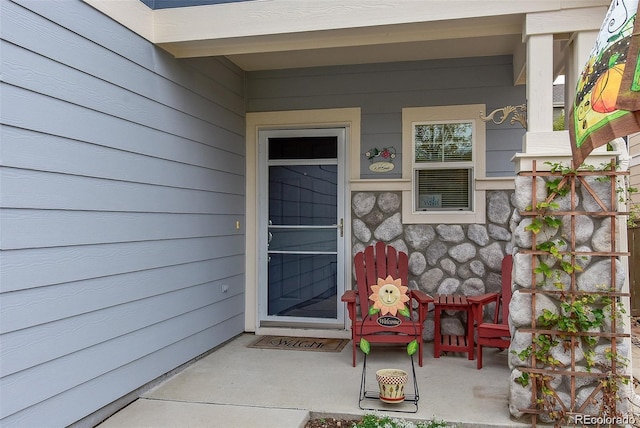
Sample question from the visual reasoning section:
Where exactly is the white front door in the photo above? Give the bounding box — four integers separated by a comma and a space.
258, 128, 346, 328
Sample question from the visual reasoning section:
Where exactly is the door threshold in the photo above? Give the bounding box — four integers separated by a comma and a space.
256, 326, 351, 339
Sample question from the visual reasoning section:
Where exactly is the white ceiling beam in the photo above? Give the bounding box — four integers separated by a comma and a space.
158, 16, 522, 58
524, 6, 607, 37
152, 0, 610, 43
81, 0, 609, 47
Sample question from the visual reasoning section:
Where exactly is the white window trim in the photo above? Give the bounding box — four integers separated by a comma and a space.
402, 104, 486, 224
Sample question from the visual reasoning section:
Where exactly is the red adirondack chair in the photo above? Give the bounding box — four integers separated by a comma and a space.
341, 242, 433, 367
468, 254, 513, 369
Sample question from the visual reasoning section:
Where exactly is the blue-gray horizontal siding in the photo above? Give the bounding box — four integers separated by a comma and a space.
246, 56, 525, 178
0, 0, 245, 426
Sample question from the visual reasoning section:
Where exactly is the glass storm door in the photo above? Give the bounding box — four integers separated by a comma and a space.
258, 128, 346, 328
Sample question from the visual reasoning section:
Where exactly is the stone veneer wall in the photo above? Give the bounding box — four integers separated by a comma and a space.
351, 190, 514, 342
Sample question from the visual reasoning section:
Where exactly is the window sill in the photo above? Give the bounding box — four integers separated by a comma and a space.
401, 189, 486, 224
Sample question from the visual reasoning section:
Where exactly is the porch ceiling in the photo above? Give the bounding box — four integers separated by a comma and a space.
224, 33, 524, 71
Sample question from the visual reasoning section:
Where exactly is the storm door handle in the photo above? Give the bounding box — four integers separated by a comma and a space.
335, 218, 344, 237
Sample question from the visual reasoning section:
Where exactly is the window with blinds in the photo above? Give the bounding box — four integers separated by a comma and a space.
413, 121, 474, 211
415, 168, 472, 210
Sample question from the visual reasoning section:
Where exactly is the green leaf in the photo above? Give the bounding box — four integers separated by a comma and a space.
545, 216, 562, 228
368, 306, 380, 316
534, 262, 552, 278
537, 241, 554, 252
525, 219, 543, 234
406, 339, 418, 356
398, 306, 410, 318
359, 338, 370, 355
515, 372, 530, 387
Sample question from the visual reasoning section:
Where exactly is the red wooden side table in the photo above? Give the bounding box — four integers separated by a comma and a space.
433, 294, 475, 360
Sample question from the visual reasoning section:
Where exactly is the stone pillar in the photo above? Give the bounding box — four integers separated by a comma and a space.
507, 159, 633, 423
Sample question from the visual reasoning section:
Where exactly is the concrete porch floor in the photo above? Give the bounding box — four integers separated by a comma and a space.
97, 334, 535, 428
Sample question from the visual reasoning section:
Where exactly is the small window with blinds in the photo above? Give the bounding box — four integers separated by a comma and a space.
413, 121, 474, 211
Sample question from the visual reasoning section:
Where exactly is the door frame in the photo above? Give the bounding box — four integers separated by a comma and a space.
245, 108, 360, 338
258, 127, 346, 328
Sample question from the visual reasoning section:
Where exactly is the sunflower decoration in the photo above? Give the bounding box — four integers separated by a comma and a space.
360, 275, 418, 357
368, 275, 411, 317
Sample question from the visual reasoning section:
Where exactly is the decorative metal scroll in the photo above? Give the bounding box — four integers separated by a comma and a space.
480, 104, 527, 128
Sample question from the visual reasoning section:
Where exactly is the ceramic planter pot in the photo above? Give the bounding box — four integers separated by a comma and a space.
375, 368, 408, 403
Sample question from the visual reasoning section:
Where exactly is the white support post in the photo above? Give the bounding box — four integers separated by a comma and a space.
520, 33, 562, 156
526, 34, 554, 134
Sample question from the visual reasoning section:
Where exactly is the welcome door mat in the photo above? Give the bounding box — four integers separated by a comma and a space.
248, 335, 349, 352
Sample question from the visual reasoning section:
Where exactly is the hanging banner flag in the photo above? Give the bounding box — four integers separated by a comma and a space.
569, 0, 640, 167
